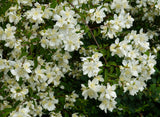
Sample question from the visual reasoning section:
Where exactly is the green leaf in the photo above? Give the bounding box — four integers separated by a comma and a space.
19, 52, 28, 59
100, 49, 107, 56
88, 32, 91, 38
144, 50, 149, 56
104, 69, 108, 82
106, 61, 117, 67
110, 66, 114, 73
31, 38, 40, 43
106, 50, 111, 60
33, 57, 38, 69
88, 45, 97, 49
27, 55, 33, 60
107, 74, 117, 78
0, 108, 15, 117
18, 77, 23, 86
93, 30, 97, 37
50, 1, 57, 8
64, 112, 69, 117
109, 61, 117, 66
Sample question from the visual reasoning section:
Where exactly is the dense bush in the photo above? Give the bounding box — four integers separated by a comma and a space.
0, 0, 160, 117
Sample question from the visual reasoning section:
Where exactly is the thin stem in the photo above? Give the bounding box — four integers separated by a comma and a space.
67, 1, 107, 65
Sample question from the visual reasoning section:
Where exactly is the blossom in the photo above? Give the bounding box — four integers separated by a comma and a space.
41, 93, 58, 111
99, 98, 117, 113
23, 61, 33, 73
25, 7, 44, 23
105, 83, 117, 100
9, 107, 31, 117
17, 0, 33, 6
42, 100, 58, 111
81, 52, 103, 78
81, 84, 98, 100
0, 0, 159, 116
10, 84, 28, 101
82, 60, 102, 77
54, 14, 67, 27
50, 111, 62, 117
5, 5, 21, 24
11, 66, 30, 81
60, 7, 75, 20
111, 0, 130, 13
43, 7, 53, 19
90, 6, 107, 23
3, 24, 17, 48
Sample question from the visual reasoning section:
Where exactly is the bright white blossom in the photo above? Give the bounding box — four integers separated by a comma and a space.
81, 52, 103, 77
0, 0, 159, 116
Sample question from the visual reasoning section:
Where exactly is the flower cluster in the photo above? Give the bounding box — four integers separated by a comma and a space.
64, 91, 79, 109
101, 10, 134, 39
81, 75, 117, 113
0, 0, 159, 116
110, 29, 157, 95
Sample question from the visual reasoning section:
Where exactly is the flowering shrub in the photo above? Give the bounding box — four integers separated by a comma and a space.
0, 0, 160, 116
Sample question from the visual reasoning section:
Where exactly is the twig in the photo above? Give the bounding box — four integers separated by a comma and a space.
67, 0, 107, 65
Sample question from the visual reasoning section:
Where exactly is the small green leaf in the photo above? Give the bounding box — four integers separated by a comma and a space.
100, 49, 107, 56
88, 45, 97, 49
104, 69, 108, 82
64, 112, 69, 117
50, 1, 57, 8
108, 61, 117, 66
110, 66, 114, 73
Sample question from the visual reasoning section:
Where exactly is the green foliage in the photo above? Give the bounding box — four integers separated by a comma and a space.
0, 0, 14, 16
0, 0, 160, 117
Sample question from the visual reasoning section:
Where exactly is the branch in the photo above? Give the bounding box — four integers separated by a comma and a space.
67, 1, 107, 65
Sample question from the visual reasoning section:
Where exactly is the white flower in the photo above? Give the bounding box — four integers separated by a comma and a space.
40, 37, 49, 48
105, 83, 117, 100
72, 113, 79, 117
3, 24, 17, 48
82, 60, 102, 77
111, 0, 130, 13
10, 85, 28, 101
43, 100, 57, 111
43, 7, 53, 19
9, 107, 30, 117
81, 53, 103, 78
34, 66, 47, 82
99, 98, 117, 113
50, 111, 62, 117
124, 79, 146, 95
92, 52, 103, 61
90, 6, 107, 23
23, 61, 32, 73
54, 14, 67, 27
41, 93, 58, 111
110, 38, 119, 56
62, 30, 83, 52
81, 84, 98, 100
0, 58, 6, 70
25, 8, 44, 23
88, 80, 100, 92
155, 0, 160, 9
11, 67, 29, 81
17, 0, 33, 6
60, 7, 75, 20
